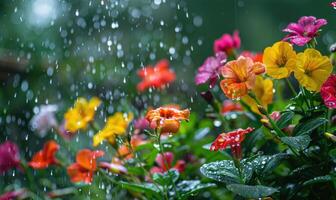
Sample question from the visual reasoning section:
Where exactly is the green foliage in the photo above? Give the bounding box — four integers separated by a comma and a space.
281, 135, 311, 151
226, 184, 278, 198
276, 111, 294, 129
293, 118, 328, 135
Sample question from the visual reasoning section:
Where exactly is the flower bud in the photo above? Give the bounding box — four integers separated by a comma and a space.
257, 105, 268, 115
324, 132, 336, 142
200, 91, 214, 104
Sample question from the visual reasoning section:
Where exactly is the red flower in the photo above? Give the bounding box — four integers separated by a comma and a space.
29, 140, 60, 169
210, 127, 254, 159
67, 149, 104, 183
214, 31, 241, 55
150, 152, 185, 174
0, 141, 20, 173
240, 51, 263, 63
137, 59, 176, 92
221, 100, 243, 114
321, 74, 336, 109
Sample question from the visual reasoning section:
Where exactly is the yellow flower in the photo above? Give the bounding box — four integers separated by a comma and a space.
242, 76, 273, 114
263, 41, 296, 79
64, 97, 101, 132
293, 48, 332, 91
93, 112, 133, 147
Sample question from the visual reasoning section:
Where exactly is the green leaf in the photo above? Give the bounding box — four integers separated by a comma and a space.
135, 142, 155, 151
127, 167, 145, 176
276, 111, 294, 129
227, 184, 278, 198
293, 117, 327, 135
303, 175, 333, 186
200, 160, 251, 184
246, 153, 289, 176
281, 135, 311, 151
194, 127, 210, 140
120, 182, 161, 199
176, 180, 216, 199
329, 148, 336, 161
153, 169, 179, 186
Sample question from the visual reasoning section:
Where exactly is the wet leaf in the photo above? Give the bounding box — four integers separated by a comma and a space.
293, 118, 327, 135
246, 153, 289, 176
176, 180, 216, 199
200, 160, 251, 184
276, 111, 294, 129
120, 182, 161, 199
281, 135, 311, 151
153, 169, 179, 186
303, 175, 333, 186
227, 184, 278, 198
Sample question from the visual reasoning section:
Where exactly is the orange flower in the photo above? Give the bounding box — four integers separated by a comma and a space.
117, 135, 147, 160
146, 107, 190, 134
220, 56, 265, 99
67, 149, 104, 183
240, 51, 263, 63
29, 140, 59, 169
137, 59, 176, 92
221, 100, 243, 114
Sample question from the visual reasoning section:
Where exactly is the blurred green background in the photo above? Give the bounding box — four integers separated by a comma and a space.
0, 0, 335, 167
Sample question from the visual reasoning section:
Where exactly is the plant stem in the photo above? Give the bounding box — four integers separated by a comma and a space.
300, 86, 311, 110
90, 122, 101, 133
233, 158, 243, 183
98, 168, 119, 184
155, 130, 181, 200
285, 78, 297, 96
20, 160, 38, 193
248, 93, 300, 156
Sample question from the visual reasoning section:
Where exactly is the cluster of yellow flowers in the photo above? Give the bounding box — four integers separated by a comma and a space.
240, 41, 332, 115
264, 41, 332, 91
64, 97, 133, 147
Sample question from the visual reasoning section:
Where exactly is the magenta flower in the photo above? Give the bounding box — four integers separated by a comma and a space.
0, 141, 21, 173
321, 74, 336, 109
195, 52, 227, 88
283, 16, 327, 46
213, 31, 240, 54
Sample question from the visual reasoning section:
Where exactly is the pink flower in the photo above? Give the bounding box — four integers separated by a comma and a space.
213, 31, 240, 54
330, 2, 336, 8
0, 141, 20, 173
0, 189, 27, 200
30, 105, 58, 137
150, 152, 185, 174
283, 16, 327, 46
270, 111, 281, 121
134, 117, 150, 130
321, 74, 336, 108
195, 52, 227, 88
